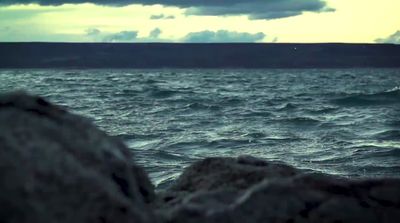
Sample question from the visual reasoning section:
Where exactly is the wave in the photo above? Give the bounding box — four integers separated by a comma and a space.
373, 130, 400, 141
310, 146, 400, 166
120, 89, 141, 96
264, 136, 306, 142
220, 97, 243, 106
331, 87, 400, 106
243, 132, 267, 139
207, 138, 253, 148
309, 154, 354, 164
386, 120, 400, 128
276, 103, 297, 111
241, 110, 272, 117
352, 146, 400, 158
144, 86, 181, 98
185, 102, 222, 111
153, 149, 191, 161
117, 133, 163, 141
305, 106, 338, 114
150, 89, 178, 98
277, 117, 321, 126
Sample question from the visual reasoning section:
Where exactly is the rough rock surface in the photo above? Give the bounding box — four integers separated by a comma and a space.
154, 156, 300, 210
170, 156, 300, 192
158, 156, 400, 223
0, 92, 156, 223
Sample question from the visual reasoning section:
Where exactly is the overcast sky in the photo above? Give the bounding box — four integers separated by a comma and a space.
0, 0, 399, 43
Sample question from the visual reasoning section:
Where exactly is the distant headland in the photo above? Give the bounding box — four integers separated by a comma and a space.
1, 42, 400, 68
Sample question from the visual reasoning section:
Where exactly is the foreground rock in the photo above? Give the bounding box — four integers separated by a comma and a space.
157, 156, 400, 223
0, 92, 156, 223
170, 156, 300, 192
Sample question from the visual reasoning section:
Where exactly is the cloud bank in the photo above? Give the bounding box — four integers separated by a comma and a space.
85, 28, 168, 42
102, 30, 138, 42
149, 28, 162, 39
150, 14, 175, 20
0, 0, 333, 20
85, 28, 101, 36
85, 28, 265, 43
375, 30, 400, 44
183, 30, 265, 43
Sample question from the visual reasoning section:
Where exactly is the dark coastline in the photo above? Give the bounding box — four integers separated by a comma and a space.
1, 42, 400, 68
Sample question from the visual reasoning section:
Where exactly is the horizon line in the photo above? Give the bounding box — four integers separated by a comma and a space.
0, 42, 398, 45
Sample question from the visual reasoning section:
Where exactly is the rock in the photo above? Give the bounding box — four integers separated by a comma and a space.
0, 92, 156, 223
154, 156, 299, 212
158, 156, 400, 223
169, 156, 299, 193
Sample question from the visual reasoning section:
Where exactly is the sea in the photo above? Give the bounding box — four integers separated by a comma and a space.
1, 69, 399, 189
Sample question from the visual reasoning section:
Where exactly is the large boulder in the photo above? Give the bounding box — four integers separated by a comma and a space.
155, 156, 300, 209
169, 155, 300, 192
0, 92, 156, 223
158, 156, 400, 223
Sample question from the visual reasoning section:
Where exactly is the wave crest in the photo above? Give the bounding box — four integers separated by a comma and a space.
331, 87, 400, 106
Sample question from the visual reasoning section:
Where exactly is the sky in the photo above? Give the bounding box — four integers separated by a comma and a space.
0, 0, 399, 43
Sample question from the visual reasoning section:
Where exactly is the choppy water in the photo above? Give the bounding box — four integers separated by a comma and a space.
1, 69, 400, 188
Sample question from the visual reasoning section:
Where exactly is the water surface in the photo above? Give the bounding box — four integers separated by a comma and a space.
1, 69, 399, 189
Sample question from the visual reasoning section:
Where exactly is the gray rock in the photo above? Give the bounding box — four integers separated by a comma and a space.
154, 155, 299, 213
159, 156, 400, 223
0, 92, 156, 223
169, 156, 299, 193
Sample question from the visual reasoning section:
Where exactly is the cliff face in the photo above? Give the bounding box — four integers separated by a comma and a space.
1, 43, 400, 68
1, 92, 400, 223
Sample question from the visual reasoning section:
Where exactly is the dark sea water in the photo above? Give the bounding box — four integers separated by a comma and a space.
1, 69, 400, 189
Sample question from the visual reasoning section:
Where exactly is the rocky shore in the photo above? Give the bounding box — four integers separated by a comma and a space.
1, 92, 399, 223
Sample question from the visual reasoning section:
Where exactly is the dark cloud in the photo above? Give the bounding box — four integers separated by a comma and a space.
375, 31, 400, 44
150, 14, 175, 20
102, 30, 138, 42
185, 0, 333, 20
149, 28, 162, 38
1, 0, 333, 20
183, 30, 265, 43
